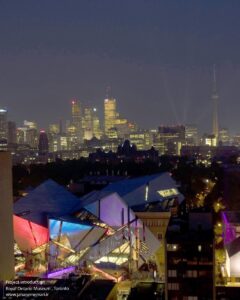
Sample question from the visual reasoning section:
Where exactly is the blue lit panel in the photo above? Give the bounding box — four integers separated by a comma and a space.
49, 219, 92, 239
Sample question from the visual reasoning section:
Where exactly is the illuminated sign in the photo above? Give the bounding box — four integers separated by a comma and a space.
157, 188, 178, 198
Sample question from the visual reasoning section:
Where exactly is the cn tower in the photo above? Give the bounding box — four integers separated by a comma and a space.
212, 65, 219, 143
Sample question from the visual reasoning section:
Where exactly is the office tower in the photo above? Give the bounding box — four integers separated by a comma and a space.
212, 65, 219, 142
0, 108, 8, 150
83, 107, 102, 140
0, 108, 8, 139
24, 120, 37, 129
92, 108, 102, 139
8, 121, 17, 144
48, 124, 61, 152
129, 130, 151, 150
16, 128, 25, 144
71, 99, 83, 143
185, 124, 198, 146
0, 152, 15, 280
16, 121, 38, 148
203, 134, 217, 147
158, 125, 185, 155
38, 130, 49, 156
26, 128, 38, 149
49, 123, 60, 135
104, 98, 117, 136
83, 106, 94, 140
66, 123, 78, 150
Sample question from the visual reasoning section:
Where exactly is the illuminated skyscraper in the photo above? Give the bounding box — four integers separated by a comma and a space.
49, 123, 60, 135
24, 120, 37, 129
92, 107, 102, 139
71, 99, 83, 143
83, 107, 102, 140
0, 108, 8, 150
104, 98, 117, 136
185, 124, 198, 146
0, 108, 7, 139
83, 106, 93, 140
158, 125, 185, 155
212, 65, 219, 143
16, 120, 38, 149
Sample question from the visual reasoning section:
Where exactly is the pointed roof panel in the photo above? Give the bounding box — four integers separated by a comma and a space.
14, 180, 82, 227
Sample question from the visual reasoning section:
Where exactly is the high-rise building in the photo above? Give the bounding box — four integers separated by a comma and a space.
83, 106, 94, 140
16, 128, 25, 144
66, 123, 78, 150
7, 121, 17, 145
83, 107, 102, 140
49, 123, 60, 135
92, 108, 102, 139
104, 98, 117, 136
16, 120, 38, 149
0, 108, 8, 149
212, 65, 219, 143
26, 128, 38, 149
38, 130, 49, 156
158, 125, 186, 155
71, 99, 83, 143
185, 124, 198, 146
48, 123, 61, 152
129, 130, 151, 150
23, 120, 37, 129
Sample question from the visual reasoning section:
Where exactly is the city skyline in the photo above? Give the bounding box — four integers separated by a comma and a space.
0, 93, 224, 135
1, 1, 240, 132
0, 67, 238, 134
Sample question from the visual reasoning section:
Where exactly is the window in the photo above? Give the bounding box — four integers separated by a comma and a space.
186, 270, 197, 278
168, 269, 177, 277
168, 283, 179, 290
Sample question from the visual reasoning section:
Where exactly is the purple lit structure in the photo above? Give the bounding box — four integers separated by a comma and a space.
47, 266, 75, 278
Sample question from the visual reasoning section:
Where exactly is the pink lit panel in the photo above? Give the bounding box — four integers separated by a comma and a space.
13, 215, 48, 252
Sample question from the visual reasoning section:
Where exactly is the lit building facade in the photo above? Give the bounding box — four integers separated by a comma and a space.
24, 120, 37, 129
0, 108, 8, 150
129, 131, 152, 150
158, 125, 186, 155
71, 99, 83, 143
185, 124, 198, 146
104, 98, 117, 136
83, 107, 102, 140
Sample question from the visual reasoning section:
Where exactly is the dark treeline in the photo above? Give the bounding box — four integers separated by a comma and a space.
13, 157, 163, 194
12, 156, 222, 197
13, 155, 240, 213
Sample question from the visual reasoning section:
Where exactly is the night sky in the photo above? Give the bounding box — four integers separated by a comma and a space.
1, 0, 240, 133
